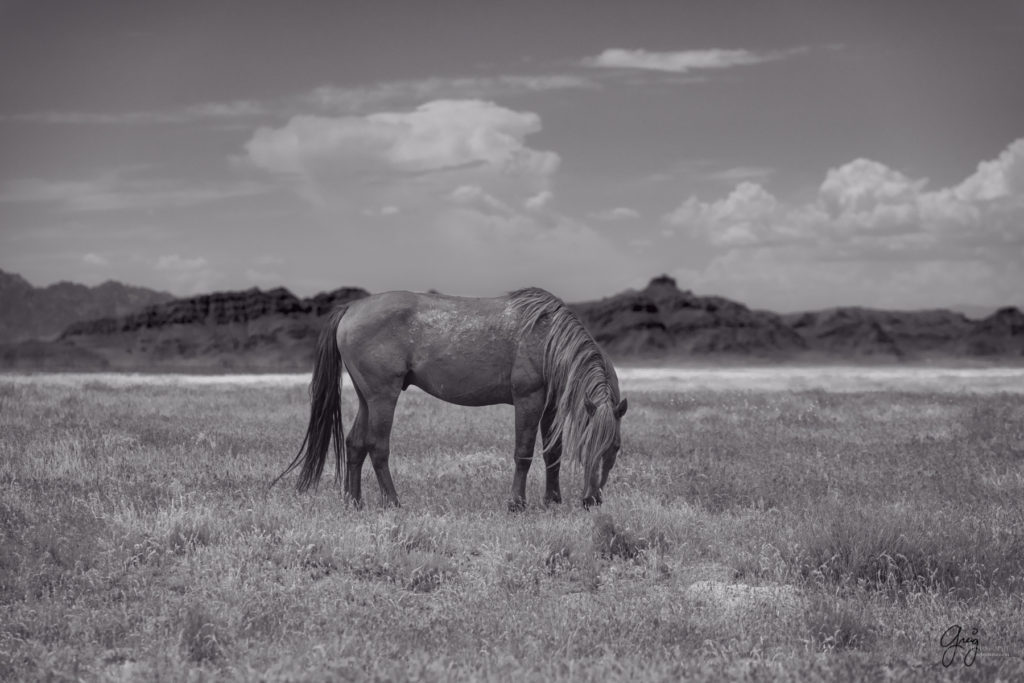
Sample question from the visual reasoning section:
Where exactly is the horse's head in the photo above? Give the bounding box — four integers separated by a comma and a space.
580, 395, 627, 508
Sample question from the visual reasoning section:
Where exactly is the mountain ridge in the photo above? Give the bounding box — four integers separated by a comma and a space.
0, 269, 174, 343
1, 271, 1021, 370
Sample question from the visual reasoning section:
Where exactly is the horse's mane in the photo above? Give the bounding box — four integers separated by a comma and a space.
507, 288, 619, 473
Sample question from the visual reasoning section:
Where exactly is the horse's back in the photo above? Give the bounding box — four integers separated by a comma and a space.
340, 290, 512, 340
336, 291, 523, 405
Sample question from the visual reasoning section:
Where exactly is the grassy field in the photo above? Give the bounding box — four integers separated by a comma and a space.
1, 372, 1023, 681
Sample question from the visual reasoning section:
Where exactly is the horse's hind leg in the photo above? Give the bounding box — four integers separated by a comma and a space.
343, 390, 370, 509
365, 386, 402, 508
541, 406, 562, 505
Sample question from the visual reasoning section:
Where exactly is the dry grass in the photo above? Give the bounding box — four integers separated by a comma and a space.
0, 375, 1022, 680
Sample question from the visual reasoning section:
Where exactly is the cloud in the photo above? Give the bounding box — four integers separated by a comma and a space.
667, 138, 1024, 250
819, 159, 927, 215
525, 190, 553, 211
708, 166, 775, 184
303, 74, 598, 115
82, 253, 108, 267
0, 170, 268, 212
242, 98, 641, 299
952, 138, 1024, 202
361, 205, 402, 217
247, 99, 558, 178
432, 205, 643, 298
591, 207, 640, 221
3, 100, 267, 126
664, 139, 1024, 309
6, 74, 596, 126
246, 99, 560, 214
671, 247, 1020, 312
153, 254, 219, 294
449, 184, 519, 216
668, 181, 786, 247
584, 48, 792, 73
156, 254, 208, 272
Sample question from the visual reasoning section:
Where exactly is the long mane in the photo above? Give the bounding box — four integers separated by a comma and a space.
508, 288, 619, 474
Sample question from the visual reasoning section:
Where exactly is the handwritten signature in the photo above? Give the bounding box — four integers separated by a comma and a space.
940, 624, 979, 667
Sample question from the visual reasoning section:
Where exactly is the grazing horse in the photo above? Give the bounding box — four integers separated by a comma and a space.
273, 287, 627, 510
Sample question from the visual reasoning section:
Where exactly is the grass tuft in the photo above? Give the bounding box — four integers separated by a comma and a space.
406, 551, 454, 593
591, 513, 644, 560
180, 603, 228, 664
804, 594, 877, 651
167, 518, 214, 555
296, 541, 338, 580
793, 503, 1024, 596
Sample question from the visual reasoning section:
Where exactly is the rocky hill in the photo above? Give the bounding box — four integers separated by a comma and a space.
783, 307, 977, 358
956, 306, 1024, 356
0, 269, 173, 343
573, 275, 806, 357
44, 286, 370, 371
1, 271, 1021, 370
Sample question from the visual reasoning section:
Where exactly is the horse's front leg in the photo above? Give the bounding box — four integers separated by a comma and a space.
508, 390, 543, 512
541, 407, 562, 505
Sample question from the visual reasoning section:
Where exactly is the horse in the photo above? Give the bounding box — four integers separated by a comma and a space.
272, 287, 627, 510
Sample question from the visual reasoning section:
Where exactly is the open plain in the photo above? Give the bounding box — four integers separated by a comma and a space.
1, 368, 1023, 681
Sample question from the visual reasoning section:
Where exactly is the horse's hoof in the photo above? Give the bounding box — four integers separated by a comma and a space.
544, 493, 562, 506
507, 498, 527, 513
581, 493, 602, 509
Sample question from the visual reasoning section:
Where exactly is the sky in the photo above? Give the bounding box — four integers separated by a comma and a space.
1, 0, 1022, 311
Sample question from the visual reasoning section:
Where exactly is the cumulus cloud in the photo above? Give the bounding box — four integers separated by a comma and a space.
247, 99, 557, 180
242, 98, 640, 298
667, 138, 1024, 250
819, 159, 926, 215
664, 139, 1024, 309
953, 138, 1024, 202
668, 181, 788, 247
246, 99, 560, 214
584, 48, 791, 73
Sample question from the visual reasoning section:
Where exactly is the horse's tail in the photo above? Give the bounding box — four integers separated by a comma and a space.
270, 305, 348, 492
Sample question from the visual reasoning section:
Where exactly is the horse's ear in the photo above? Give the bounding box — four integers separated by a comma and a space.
614, 398, 628, 419
584, 396, 597, 417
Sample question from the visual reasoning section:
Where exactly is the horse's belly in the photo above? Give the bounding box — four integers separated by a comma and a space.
408, 358, 513, 406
